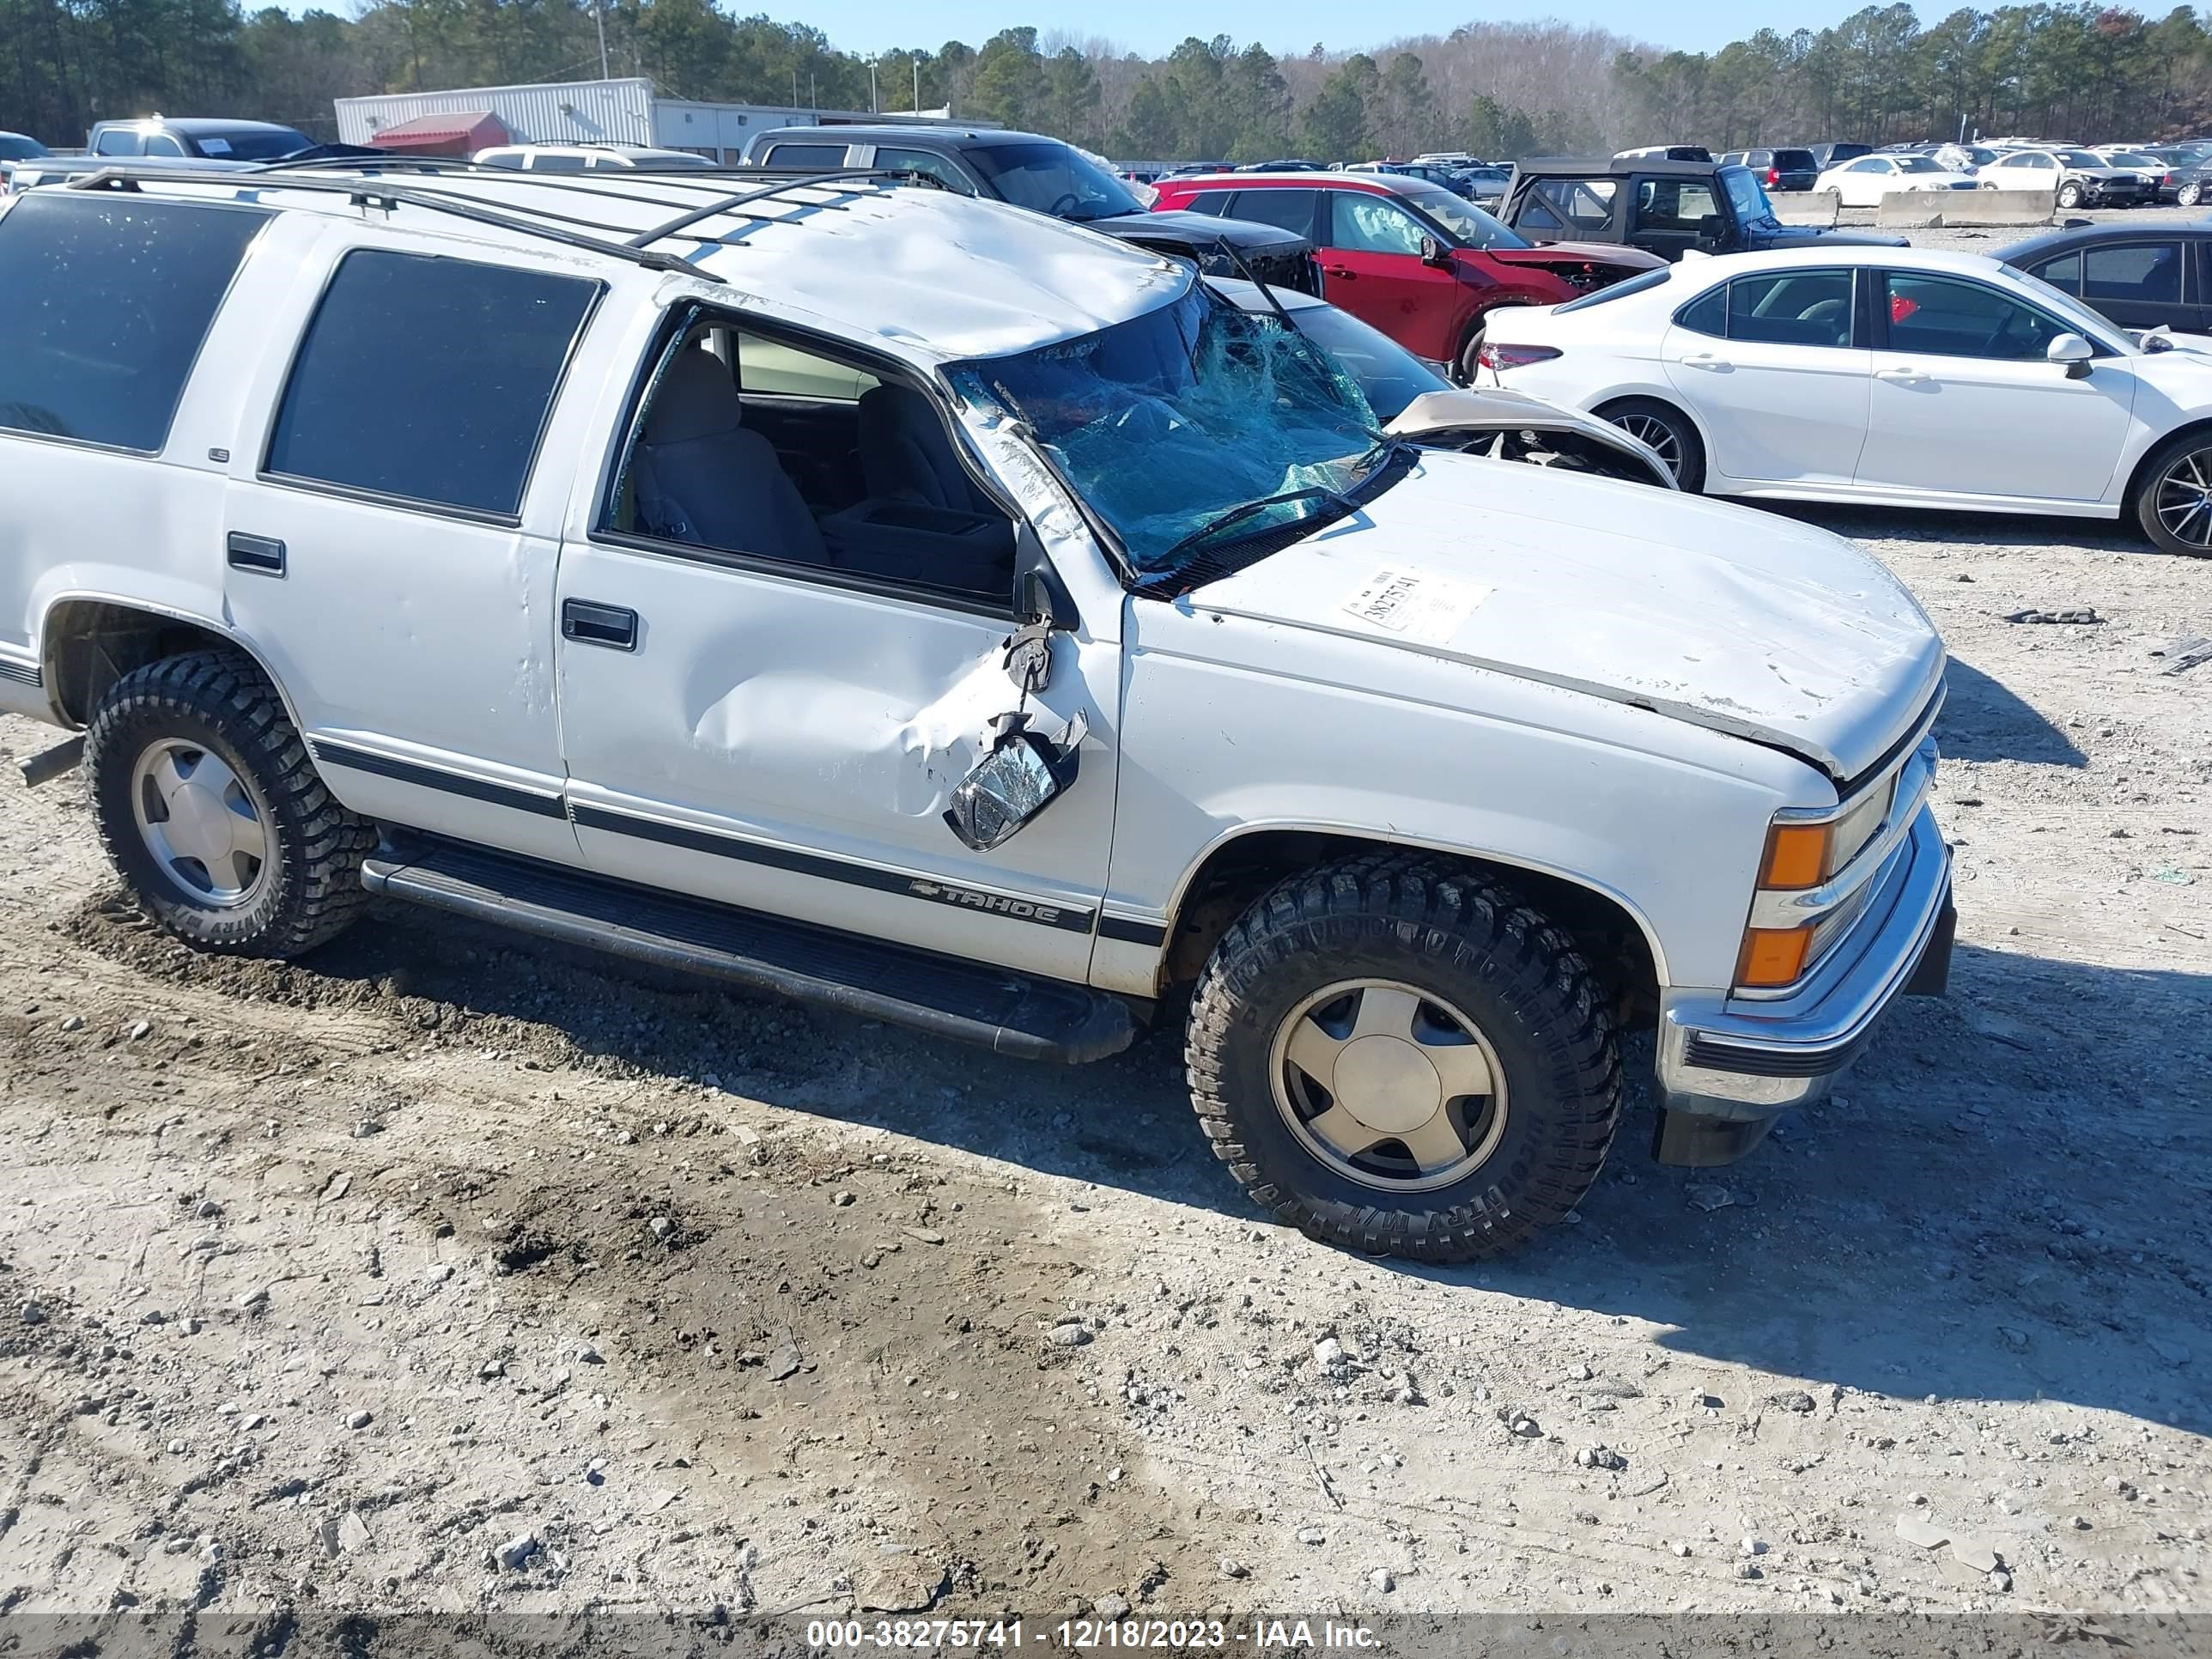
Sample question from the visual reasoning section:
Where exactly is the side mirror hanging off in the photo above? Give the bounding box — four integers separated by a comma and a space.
943, 722, 1083, 852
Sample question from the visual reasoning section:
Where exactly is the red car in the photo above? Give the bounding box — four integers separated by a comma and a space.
1151, 171, 1663, 380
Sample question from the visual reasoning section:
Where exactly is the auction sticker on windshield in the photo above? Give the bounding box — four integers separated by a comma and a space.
1343, 567, 1490, 644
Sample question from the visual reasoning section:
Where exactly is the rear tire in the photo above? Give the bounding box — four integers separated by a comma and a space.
85, 650, 375, 956
1595, 397, 1705, 491
2132, 428, 2212, 558
2180, 181, 2204, 208
1184, 857, 1620, 1263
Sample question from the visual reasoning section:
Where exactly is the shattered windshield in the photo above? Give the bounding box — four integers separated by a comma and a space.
949, 283, 1394, 583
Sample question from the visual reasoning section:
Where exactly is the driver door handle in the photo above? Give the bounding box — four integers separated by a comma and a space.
1680, 352, 1732, 370
562, 599, 638, 652
1876, 366, 1931, 384
1323, 265, 1356, 278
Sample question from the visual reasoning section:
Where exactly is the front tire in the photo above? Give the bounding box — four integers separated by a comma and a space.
2057, 181, 2084, 209
1185, 858, 1620, 1263
1595, 397, 1705, 491
2134, 429, 2212, 557
85, 650, 376, 955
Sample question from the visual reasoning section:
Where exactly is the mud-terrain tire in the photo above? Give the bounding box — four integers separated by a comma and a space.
85, 649, 375, 956
1185, 856, 1621, 1262
1596, 397, 1705, 492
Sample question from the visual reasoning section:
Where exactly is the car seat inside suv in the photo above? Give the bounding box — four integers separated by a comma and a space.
630, 344, 828, 565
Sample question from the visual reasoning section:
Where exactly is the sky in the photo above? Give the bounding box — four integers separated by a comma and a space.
769, 0, 1829, 58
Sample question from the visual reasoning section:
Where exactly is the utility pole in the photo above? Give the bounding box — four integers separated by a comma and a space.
594, 0, 609, 80
914, 59, 921, 112
871, 62, 878, 113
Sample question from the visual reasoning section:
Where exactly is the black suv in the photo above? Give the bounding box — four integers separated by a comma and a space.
1499, 157, 1905, 262
1717, 147, 1819, 191
743, 125, 1322, 294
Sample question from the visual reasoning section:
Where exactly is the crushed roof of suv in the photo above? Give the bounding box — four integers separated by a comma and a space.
57, 164, 1191, 363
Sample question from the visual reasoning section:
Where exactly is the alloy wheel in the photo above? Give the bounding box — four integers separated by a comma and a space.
2154, 447, 2212, 550
1611, 412, 1684, 479
130, 738, 270, 907
1268, 979, 1509, 1193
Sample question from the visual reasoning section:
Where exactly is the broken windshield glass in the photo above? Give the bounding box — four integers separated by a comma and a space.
947, 283, 1391, 582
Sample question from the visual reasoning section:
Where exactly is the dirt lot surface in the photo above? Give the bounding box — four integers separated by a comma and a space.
1, 229, 2209, 1643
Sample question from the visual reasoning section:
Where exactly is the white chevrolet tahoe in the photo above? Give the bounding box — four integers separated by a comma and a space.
0, 162, 1954, 1261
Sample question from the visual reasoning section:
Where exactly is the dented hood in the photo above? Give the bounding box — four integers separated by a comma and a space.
1182, 453, 1944, 783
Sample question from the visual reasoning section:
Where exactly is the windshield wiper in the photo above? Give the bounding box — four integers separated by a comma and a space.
1156, 483, 1357, 567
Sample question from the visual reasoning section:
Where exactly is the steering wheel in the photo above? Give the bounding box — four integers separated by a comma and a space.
1048, 191, 1083, 217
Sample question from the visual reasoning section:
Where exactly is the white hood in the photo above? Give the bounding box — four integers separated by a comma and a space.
1184, 453, 1945, 783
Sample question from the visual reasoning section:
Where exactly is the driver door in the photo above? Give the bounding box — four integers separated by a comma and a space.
1854, 269, 2134, 501
553, 310, 1123, 983
1629, 176, 1723, 259
1320, 191, 1462, 362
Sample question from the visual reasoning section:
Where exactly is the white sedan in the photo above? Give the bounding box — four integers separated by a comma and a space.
1814, 153, 1977, 205
1475, 246, 2212, 556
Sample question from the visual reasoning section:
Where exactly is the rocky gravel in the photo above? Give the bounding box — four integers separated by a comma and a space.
0, 307, 2207, 1642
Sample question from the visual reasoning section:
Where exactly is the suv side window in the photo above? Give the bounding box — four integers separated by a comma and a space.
1881, 271, 2071, 360
872, 146, 974, 194
1181, 191, 1233, 216
92, 128, 141, 157
1523, 177, 1616, 233
266, 251, 599, 518
763, 142, 848, 169
1330, 192, 1426, 255
146, 133, 187, 157
1229, 189, 1317, 238
1634, 179, 1721, 232
0, 194, 270, 452
736, 331, 879, 400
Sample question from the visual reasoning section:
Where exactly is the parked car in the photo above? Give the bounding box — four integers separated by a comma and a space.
474, 143, 715, 171
1717, 148, 1820, 191
741, 126, 1320, 295
1478, 245, 2212, 555
0, 132, 46, 162
1615, 145, 1712, 163
2174, 159, 2212, 209
2001, 220, 2212, 335
0, 161, 1953, 1261
1166, 161, 1229, 176
1974, 148, 2149, 209
1152, 169, 1662, 378
1497, 157, 1907, 262
1805, 142, 1875, 171
2092, 150, 2179, 202
1206, 276, 1676, 486
87, 117, 313, 161
1814, 152, 1978, 205
1457, 163, 1514, 206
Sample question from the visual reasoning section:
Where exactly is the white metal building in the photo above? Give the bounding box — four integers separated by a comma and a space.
334, 77, 969, 164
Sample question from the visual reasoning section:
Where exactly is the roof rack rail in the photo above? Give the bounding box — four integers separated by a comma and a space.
63, 161, 942, 276
65, 162, 726, 280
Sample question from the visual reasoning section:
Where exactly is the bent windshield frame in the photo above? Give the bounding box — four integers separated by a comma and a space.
947, 283, 1394, 586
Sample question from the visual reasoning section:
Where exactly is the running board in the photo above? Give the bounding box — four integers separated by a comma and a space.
362, 841, 1137, 1063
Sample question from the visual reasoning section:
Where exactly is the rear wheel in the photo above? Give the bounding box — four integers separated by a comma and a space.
2179, 180, 2204, 208
1185, 857, 1620, 1263
85, 650, 375, 955
1595, 397, 1705, 491
2134, 428, 2212, 557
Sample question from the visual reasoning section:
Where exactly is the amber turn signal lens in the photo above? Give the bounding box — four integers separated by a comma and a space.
1759, 822, 1832, 890
1737, 926, 1814, 988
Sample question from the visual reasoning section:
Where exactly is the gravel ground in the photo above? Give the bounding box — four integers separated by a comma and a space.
0, 222, 2207, 1642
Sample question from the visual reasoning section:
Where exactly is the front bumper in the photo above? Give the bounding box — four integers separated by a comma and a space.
1650, 801, 1954, 1164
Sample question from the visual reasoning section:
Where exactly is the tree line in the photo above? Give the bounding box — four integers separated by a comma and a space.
3, 0, 2208, 160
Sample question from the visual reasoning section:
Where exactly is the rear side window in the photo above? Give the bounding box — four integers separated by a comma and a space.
1230, 189, 1317, 237
1634, 179, 1720, 231
1726, 269, 1854, 346
872, 146, 974, 193
265, 251, 599, 517
1180, 191, 1234, 216
2083, 242, 2181, 303
92, 129, 140, 156
764, 143, 848, 168
1674, 283, 1727, 336
2028, 251, 2082, 292
0, 194, 269, 451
